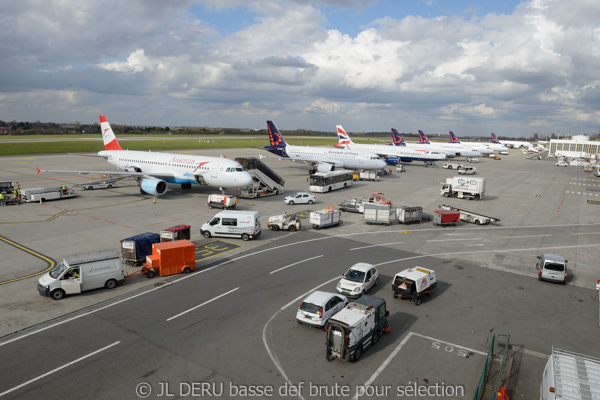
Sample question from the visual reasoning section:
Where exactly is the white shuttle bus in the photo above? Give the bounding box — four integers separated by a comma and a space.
309, 170, 354, 193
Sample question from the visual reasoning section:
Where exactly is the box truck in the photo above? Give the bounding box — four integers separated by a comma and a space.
440, 176, 486, 200
540, 347, 600, 399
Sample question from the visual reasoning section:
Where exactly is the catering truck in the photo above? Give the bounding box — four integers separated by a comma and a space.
325, 295, 389, 362
440, 176, 486, 200
37, 250, 124, 300
540, 347, 600, 399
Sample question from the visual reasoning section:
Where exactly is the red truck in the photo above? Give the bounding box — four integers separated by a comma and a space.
433, 209, 460, 226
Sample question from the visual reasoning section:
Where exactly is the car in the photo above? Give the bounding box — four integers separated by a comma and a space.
336, 263, 379, 298
284, 192, 315, 205
536, 253, 568, 284
556, 161, 568, 167
526, 155, 531, 159
82, 181, 118, 190
296, 291, 348, 328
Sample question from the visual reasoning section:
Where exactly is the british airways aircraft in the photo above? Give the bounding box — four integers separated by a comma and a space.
391, 129, 457, 158
417, 130, 482, 157
264, 121, 386, 172
39, 116, 253, 195
335, 125, 446, 164
448, 131, 494, 155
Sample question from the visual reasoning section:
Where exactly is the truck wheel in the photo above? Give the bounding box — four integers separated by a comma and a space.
353, 346, 363, 362
288, 225, 296, 232
51, 289, 65, 300
272, 225, 280, 231
208, 204, 212, 208
372, 332, 380, 345
203, 231, 211, 238
414, 297, 421, 306
183, 267, 191, 274
448, 166, 453, 169
393, 292, 398, 298
105, 279, 117, 289
241, 233, 250, 241
443, 193, 449, 197
146, 270, 155, 279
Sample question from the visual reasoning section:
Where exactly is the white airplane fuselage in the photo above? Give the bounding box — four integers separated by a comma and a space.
341, 142, 446, 161
276, 145, 387, 170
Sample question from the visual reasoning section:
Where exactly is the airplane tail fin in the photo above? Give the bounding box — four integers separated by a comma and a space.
99, 116, 124, 151
266, 121, 287, 147
490, 133, 500, 144
391, 129, 407, 146
449, 131, 461, 143
335, 125, 353, 148
418, 130, 431, 144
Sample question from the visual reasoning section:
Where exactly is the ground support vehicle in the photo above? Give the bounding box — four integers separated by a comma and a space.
201, 210, 261, 241
442, 162, 463, 170
466, 158, 479, 163
0, 181, 15, 194
310, 209, 342, 229
433, 210, 460, 226
458, 166, 477, 175
128, 240, 195, 278
74, 176, 123, 190
392, 267, 437, 306
363, 203, 391, 225
267, 213, 301, 231
325, 295, 389, 362
207, 194, 237, 209
439, 205, 500, 225
120, 233, 160, 266
4, 195, 21, 205
37, 250, 124, 300
338, 192, 391, 213
540, 347, 600, 399
22, 186, 78, 202
440, 176, 486, 200
236, 157, 285, 199
358, 170, 380, 181
396, 206, 424, 224
159, 225, 191, 242
395, 164, 405, 172
536, 253, 568, 284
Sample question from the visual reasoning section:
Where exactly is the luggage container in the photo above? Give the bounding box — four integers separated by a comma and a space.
142, 240, 196, 278
120, 232, 160, 266
207, 194, 237, 209
396, 206, 423, 224
160, 224, 191, 242
310, 209, 342, 229
433, 210, 460, 226
363, 203, 391, 225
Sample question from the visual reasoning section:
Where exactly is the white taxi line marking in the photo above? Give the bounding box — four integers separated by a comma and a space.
166, 287, 239, 321
502, 235, 551, 239
270, 255, 323, 274
0, 341, 120, 397
427, 238, 481, 242
350, 242, 403, 251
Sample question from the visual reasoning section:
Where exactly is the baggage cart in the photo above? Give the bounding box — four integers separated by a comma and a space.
433, 210, 460, 226
142, 240, 196, 278
396, 206, 423, 224
120, 232, 160, 266
160, 224, 191, 242
363, 203, 391, 225
310, 209, 342, 229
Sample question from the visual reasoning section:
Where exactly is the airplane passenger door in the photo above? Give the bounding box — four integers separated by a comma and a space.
210, 164, 219, 179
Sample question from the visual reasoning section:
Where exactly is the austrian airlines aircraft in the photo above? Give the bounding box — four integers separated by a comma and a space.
335, 125, 446, 164
39, 116, 253, 195
264, 121, 386, 172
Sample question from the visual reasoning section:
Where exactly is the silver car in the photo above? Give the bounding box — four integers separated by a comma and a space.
536, 254, 567, 284
296, 291, 347, 328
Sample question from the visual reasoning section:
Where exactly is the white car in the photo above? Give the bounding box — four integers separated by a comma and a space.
336, 263, 379, 298
82, 181, 117, 190
556, 161, 568, 167
284, 192, 315, 205
296, 291, 348, 328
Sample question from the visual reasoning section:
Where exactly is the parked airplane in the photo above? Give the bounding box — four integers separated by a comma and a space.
335, 125, 446, 164
491, 133, 533, 149
391, 129, 457, 158
418, 130, 482, 157
38, 116, 253, 195
448, 131, 494, 155
263, 121, 386, 172
487, 133, 509, 152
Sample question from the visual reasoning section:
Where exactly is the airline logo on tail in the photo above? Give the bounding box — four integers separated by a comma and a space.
336, 125, 352, 148
100, 115, 124, 151
490, 133, 500, 144
265, 121, 288, 158
418, 130, 431, 144
448, 131, 461, 144
391, 129, 407, 146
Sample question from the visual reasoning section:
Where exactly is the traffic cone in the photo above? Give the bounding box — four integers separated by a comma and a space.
153, 197, 156, 204
39, 198, 42, 204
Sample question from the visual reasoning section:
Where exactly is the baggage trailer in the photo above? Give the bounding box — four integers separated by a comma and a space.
137, 240, 196, 278
358, 170, 380, 181
207, 194, 237, 209
392, 267, 437, 306
396, 206, 423, 224
160, 225, 191, 242
433, 209, 460, 226
363, 203, 391, 225
310, 209, 342, 229
120, 232, 160, 266
439, 204, 500, 225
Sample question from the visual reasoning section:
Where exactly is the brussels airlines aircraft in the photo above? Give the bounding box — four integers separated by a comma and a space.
264, 121, 386, 172
38, 116, 253, 196
448, 131, 494, 155
418, 130, 482, 157
391, 129, 457, 158
488, 133, 509, 151
335, 125, 446, 163
491, 133, 532, 149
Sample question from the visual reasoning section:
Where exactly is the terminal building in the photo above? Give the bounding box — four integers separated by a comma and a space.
549, 135, 600, 160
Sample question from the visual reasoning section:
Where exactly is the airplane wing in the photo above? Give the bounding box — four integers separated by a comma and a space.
37, 167, 177, 181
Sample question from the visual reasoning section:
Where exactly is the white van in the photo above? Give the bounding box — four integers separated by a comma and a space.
201, 210, 261, 241
37, 250, 124, 300
458, 166, 477, 175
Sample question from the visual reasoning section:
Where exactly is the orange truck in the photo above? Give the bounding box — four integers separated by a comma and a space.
143, 240, 196, 278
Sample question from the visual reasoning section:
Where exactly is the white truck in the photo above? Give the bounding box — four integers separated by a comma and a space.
267, 213, 301, 231
440, 176, 486, 200
439, 204, 500, 225
325, 295, 389, 362
22, 187, 78, 202
37, 250, 124, 300
442, 162, 463, 170
201, 210, 261, 241
310, 209, 342, 229
392, 267, 437, 306
540, 347, 600, 400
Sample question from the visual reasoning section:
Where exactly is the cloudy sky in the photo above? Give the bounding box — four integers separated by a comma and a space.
1, 0, 599, 137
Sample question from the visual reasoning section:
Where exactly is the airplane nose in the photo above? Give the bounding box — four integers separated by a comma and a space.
240, 172, 253, 187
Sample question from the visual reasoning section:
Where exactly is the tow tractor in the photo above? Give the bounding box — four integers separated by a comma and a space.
392, 267, 437, 306
267, 213, 301, 231
439, 204, 500, 225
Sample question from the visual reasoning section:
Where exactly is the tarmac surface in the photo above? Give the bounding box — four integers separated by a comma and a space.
0, 146, 599, 399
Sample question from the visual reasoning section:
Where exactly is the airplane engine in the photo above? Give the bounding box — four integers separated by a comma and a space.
140, 179, 168, 196
385, 157, 400, 165
316, 164, 335, 173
